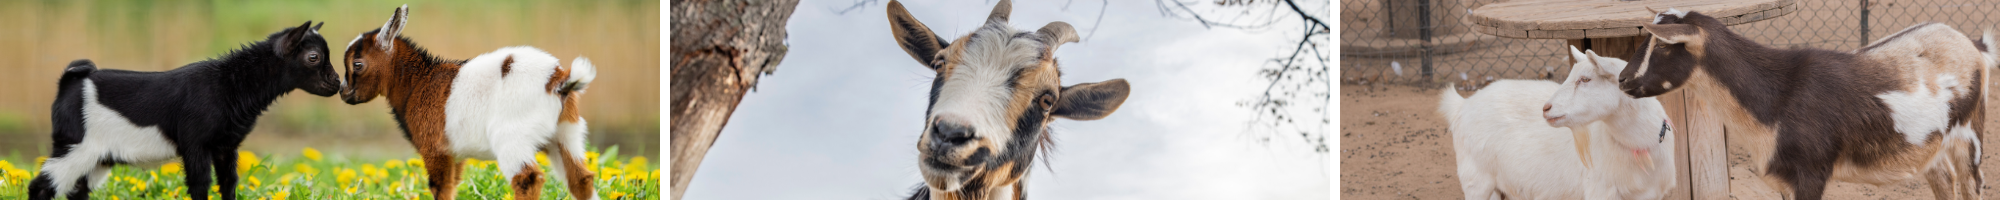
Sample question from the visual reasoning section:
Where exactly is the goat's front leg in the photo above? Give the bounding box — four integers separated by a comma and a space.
181, 149, 215, 200
212, 149, 240, 200
419, 149, 461, 200
1767, 127, 1837, 200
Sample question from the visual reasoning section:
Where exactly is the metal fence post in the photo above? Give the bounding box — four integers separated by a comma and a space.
1419, 0, 1435, 79
1859, 0, 1870, 45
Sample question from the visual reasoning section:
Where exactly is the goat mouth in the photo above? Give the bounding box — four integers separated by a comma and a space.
1546, 116, 1567, 126
920, 163, 981, 192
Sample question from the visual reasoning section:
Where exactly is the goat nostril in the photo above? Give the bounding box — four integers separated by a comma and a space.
1542, 104, 1552, 112
932, 123, 975, 145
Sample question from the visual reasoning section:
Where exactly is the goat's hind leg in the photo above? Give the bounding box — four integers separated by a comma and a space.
548, 141, 597, 200
491, 127, 551, 200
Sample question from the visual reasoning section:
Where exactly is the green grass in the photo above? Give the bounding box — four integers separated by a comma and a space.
0, 146, 657, 200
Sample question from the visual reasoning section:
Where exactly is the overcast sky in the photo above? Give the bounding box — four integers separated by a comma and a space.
682, 0, 1330, 199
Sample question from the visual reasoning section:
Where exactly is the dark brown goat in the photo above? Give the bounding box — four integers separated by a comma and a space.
1616, 9, 1989, 200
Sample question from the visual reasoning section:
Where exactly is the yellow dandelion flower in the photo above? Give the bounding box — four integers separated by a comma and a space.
161, 162, 183, 174
35, 156, 47, 167
301, 147, 323, 161
295, 164, 317, 175
238, 151, 260, 174
586, 151, 600, 164
337, 168, 357, 186
407, 158, 423, 168
113, 197, 120, 200
390, 181, 402, 190
279, 173, 299, 186
607, 191, 625, 199
0, 160, 16, 171
384, 160, 403, 169
344, 186, 357, 194
274, 190, 290, 200
651, 169, 660, 181
628, 156, 648, 168
623, 160, 646, 177
8, 170, 31, 181
535, 153, 550, 167
362, 164, 380, 175
248, 176, 261, 187
127, 179, 145, 192
600, 167, 623, 178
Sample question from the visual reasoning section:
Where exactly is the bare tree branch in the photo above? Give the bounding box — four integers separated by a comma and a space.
830, 0, 883, 15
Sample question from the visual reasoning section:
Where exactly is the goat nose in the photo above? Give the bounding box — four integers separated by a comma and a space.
1542, 104, 1553, 112
931, 122, 975, 146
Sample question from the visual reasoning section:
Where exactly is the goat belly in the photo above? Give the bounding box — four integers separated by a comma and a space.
72, 80, 181, 164
440, 47, 570, 159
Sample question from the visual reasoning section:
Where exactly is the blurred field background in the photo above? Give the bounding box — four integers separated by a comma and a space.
0, 0, 660, 161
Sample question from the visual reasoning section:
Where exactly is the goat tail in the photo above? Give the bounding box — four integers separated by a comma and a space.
1438, 83, 1465, 124
558, 57, 597, 96
59, 59, 95, 86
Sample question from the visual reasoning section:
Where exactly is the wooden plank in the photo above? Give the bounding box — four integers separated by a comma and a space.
1686, 85, 1731, 200
1586, 27, 1644, 38
1660, 85, 1694, 200
1467, 0, 1796, 39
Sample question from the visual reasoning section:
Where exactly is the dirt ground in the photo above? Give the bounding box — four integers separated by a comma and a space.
1339, 83, 2000, 199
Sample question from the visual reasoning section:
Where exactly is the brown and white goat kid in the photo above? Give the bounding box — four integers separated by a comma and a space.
1617, 8, 1991, 200
338, 5, 599, 200
886, 0, 1132, 199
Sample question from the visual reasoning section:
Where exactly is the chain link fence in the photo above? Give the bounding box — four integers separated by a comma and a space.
1340, 0, 2000, 86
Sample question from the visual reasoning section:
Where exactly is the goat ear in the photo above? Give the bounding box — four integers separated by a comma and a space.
887, 0, 949, 70
377, 4, 410, 53
1053, 79, 1131, 120
987, 0, 1012, 24
1567, 45, 1588, 65
275, 21, 312, 56
1642, 24, 1700, 44
313, 21, 325, 32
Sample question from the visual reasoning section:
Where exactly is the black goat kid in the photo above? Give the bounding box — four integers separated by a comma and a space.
28, 21, 341, 200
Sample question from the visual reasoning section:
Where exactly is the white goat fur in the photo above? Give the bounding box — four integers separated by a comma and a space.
1439, 47, 1676, 199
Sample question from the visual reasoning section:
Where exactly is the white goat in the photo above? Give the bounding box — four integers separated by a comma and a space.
1439, 47, 1676, 199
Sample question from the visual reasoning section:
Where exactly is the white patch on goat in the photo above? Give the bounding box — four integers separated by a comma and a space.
347, 34, 367, 52
1652, 8, 1687, 24
443, 46, 569, 178
1877, 74, 1966, 145
930, 25, 1045, 155
41, 80, 180, 196
1949, 124, 1980, 166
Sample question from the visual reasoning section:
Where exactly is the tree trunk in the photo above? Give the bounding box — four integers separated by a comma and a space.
669, 0, 798, 199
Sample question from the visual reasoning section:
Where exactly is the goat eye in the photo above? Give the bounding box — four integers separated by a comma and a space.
1580, 77, 1592, 83
307, 53, 319, 63
1037, 93, 1056, 109
353, 62, 365, 70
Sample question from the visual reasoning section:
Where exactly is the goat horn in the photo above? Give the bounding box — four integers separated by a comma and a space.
1038, 21, 1079, 45
1646, 7, 1659, 14
987, 0, 1013, 24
